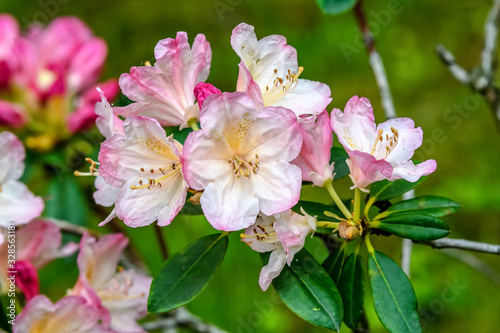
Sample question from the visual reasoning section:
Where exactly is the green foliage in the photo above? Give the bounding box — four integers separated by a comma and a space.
316, 0, 358, 15
386, 195, 461, 218
322, 245, 346, 285
148, 233, 229, 313
368, 251, 421, 333
44, 173, 88, 225
263, 249, 343, 331
178, 201, 203, 215
372, 214, 450, 241
369, 177, 427, 202
338, 253, 364, 329
330, 147, 349, 180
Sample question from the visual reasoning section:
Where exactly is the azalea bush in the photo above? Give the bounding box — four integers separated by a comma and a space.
1, 2, 499, 333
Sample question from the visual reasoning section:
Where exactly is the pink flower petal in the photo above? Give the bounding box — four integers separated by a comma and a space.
0, 14, 19, 60
14, 260, 39, 301
346, 150, 393, 191
331, 95, 377, 152
193, 82, 221, 108
0, 180, 44, 227
292, 110, 334, 184
15, 295, 110, 333
77, 232, 128, 291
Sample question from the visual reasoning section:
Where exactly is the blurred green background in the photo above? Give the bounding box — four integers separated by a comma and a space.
2, 0, 500, 332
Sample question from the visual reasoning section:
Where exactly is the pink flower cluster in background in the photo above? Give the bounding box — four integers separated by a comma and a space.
0, 14, 118, 150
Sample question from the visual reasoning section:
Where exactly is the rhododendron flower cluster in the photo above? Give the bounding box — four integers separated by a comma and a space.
0, 15, 118, 150
81, 22, 436, 291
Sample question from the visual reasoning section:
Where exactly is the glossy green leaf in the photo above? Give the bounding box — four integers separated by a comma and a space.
330, 147, 349, 180
372, 214, 449, 241
148, 233, 228, 313
338, 253, 364, 329
316, 0, 357, 15
45, 173, 88, 225
369, 251, 421, 333
322, 246, 347, 285
178, 201, 203, 215
264, 249, 343, 331
369, 177, 427, 202
386, 195, 461, 218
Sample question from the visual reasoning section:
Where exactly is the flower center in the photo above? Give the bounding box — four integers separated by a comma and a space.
36, 68, 57, 92
229, 154, 260, 179
262, 67, 303, 106
130, 162, 181, 190
240, 223, 278, 243
370, 126, 399, 158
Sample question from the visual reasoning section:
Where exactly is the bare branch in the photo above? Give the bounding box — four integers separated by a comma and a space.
142, 308, 228, 333
480, 0, 500, 81
43, 217, 99, 236
417, 237, 500, 255
436, 44, 471, 85
400, 191, 415, 277
441, 249, 500, 285
437, 0, 500, 127
353, 0, 397, 119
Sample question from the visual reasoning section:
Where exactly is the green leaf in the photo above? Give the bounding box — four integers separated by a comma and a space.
386, 196, 461, 218
369, 177, 427, 202
178, 201, 203, 215
330, 147, 349, 180
338, 253, 364, 329
316, 0, 358, 15
372, 214, 449, 241
148, 233, 228, 313
45, 173, 88, 225
263, 249, 343, 331
322, 246, 347, 285
368, 251, 421, 333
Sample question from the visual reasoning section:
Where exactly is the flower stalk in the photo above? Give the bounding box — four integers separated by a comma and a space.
324, 180, 352, 220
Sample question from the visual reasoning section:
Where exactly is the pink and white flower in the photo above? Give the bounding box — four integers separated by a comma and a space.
292, 110, 335, 186
70, 232, 151, 333
241, 209, 316, 291
15, 295, 111, 333
231, 23, 331, 119
182, 92, 303, 231
0, 131, 44, 226
114, 31, 211, 128
98, 116, 187, 227
330, 96, 437, 191
0, 220, 78, 300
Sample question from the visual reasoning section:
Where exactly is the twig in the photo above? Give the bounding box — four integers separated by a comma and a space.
437, 0, 500, 127
400, 190, 415, 277
353, 0, 397, 119
42, 217, 99, 236
417, 237, 500, 255
441, 249, 500, 285
141, 307, 227, 333
155, 224, 169, 261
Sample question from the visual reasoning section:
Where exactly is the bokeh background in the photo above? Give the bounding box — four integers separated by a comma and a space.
2, 0, 500, 332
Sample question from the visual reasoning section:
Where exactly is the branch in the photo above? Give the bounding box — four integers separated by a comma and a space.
141, 307, 228, 333
441, 249, 500, 285
437, 0, 500, 127
417, 237, 500, 255
353, 0, 397, 119
400, 191, 415, 277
